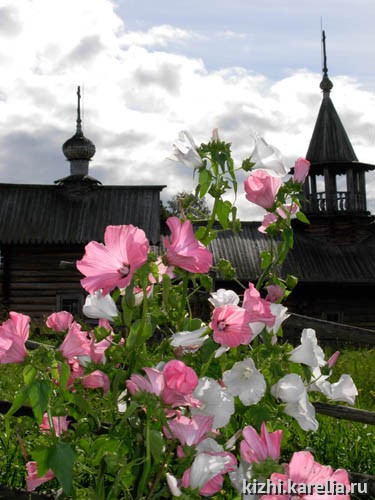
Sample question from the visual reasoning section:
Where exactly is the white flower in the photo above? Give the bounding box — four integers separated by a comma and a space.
214, 346, 230, 358
267, 303, 290, 334
250, 133, 288, 177
271, 373, 306, 403
248, 321, 266, 338
83, 290, 118, 321
284, 390, 319, 432
229, 461, 257, 500
166, 473, 182, 497
315, 374, 358, 405
192, 377, 234, 429
209, 289, 240, 308
170, 326, 209, 353
189, 453, 232, 490
196, 438, 224, 454
308, 366, 329, 393
223, 358, 266, 406
117, 389, 127, 413
169, 130, 203, 168
289, 329, 325, 369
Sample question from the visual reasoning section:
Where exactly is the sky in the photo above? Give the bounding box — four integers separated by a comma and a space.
0, 0, 374, 219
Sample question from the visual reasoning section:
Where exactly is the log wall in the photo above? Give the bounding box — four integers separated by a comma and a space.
1, 244, 85, 322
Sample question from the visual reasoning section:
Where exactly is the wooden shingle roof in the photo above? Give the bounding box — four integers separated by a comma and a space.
210, 222, 375, 284
0, 182, 164, 245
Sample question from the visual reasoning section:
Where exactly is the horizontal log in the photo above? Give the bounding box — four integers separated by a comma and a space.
314, 401, 375, 425
285, 313, 375, 345
0, 485, 53, 499
7, 297, 56, 305
9, 270, 80, 277
348, 471, 375, 497
10, 283, 82, 290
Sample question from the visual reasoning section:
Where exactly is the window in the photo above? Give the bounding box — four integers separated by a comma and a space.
321, 312, 343, 324
56, 294, 83, 316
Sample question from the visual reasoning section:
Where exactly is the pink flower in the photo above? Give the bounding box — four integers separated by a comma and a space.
58, 322, 91, 359
258, 213, 278, 233
98, 318, 113, 331
276, 202, 299, 219
46, 311, 73, 331
243, 283, 275, 326
82, 370, 110, 394
88, 334, 112, 364
26, 461, 55, 492
164, 217, 212, 274
210, 305, 253, 348
293, 157, 310, 183
162, 360, 199, 405
40, 413, 70, 437
149, 257, 175, 283
265, 284, 284, 303
327, 350, 340, 369
66, 358, 85, 388
126, 367, 165, 396
0, 312, 30, 364
77, 224, 149, 295
263, 451, 350, 500
165, 414, 214, 446
244, 170, 282, 209
240, 422, 282, 464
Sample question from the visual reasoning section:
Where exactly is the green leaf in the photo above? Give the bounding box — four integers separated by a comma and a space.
149, 429, 164, 462
198, 168, 212, 198
241, 158, 255, 172
245, 404, 272, 428
217, 258, 236, 280
121, 400, 139, 419
5, 386, 29, 419
296, 211, 310, 224
23, 365, 36, 385
140, 318, 153, 341
162, 273, 172, 308
32, 447, 50, 477
286, 275, 299, 290
260, 251, 272, 270
59, 361, 71, 389
126, 320, 141, 351
28, 380, 52, 424
216, 199, 232, 229
200, 274, 213, 292
48, 442, 75, 495
92, 436, 120, 466
194, 226, 206, 242
182, 318, 203, 331
283, 226, 294, 248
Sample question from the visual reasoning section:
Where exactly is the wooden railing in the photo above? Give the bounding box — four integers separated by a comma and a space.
304, 191, 367, 214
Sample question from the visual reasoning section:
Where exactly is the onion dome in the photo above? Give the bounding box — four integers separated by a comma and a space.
62, 131, 96, 161
62, 86, 96, 161
62, 86, 96, 176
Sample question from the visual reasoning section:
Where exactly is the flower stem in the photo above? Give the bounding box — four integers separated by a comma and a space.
137, 414, 151, 498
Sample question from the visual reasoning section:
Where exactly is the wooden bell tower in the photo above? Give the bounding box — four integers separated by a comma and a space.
302, 31, 375, 224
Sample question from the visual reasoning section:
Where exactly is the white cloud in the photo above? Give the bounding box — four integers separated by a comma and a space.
121, 24, 201, 48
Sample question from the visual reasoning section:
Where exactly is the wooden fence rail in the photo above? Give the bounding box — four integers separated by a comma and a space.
285, 313, 375, 345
